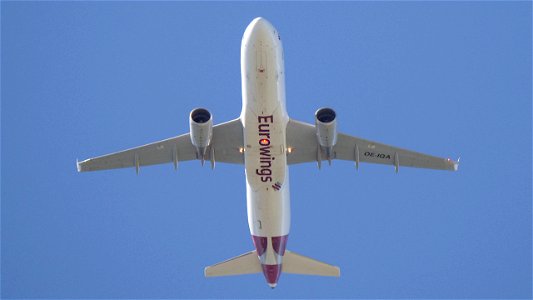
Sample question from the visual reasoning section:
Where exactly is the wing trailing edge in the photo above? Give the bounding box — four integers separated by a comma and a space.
204, 250, 340, 278
283, 250, 340, 277
204, 251, 261, 277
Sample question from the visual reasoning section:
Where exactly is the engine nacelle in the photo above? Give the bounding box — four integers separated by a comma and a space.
189, 108, 213, 158
315, 107, 338, 149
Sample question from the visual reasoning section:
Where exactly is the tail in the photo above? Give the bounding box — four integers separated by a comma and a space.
283, 250, 340, 276
204, 251, 261, 277
204, 250, 340, 277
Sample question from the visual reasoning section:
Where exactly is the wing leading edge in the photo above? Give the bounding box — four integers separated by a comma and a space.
285, 119, 458, 171
77, 118, 244, 172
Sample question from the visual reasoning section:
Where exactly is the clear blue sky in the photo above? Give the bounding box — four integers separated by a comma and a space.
2, 2, 531, 299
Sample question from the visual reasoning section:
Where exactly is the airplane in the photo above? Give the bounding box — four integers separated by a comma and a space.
77, 17, 459, 288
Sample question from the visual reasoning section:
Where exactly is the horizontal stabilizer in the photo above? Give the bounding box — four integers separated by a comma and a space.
283, 250, 340, 277
204, 250, 261, 277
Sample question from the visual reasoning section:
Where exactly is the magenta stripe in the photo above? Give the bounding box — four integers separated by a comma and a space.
271, 235, 288, 256
262, 264, 282, 284
251, 235, 268, 257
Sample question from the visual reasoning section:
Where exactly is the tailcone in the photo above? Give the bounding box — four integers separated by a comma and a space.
262, 264, 281, 287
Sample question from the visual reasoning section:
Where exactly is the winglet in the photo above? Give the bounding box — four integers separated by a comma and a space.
447, 157, 459, 171
76, 159, 82, 172
454, 157, 460, 171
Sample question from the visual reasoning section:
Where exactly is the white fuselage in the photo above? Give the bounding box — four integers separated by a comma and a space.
77, 16, 455, 288
240, 18, 290, 271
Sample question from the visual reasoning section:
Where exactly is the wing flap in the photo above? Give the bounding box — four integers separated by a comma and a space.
77, 118, 244, 172
286, 119, 318, 165
285, 119, 458, 171
335, 133, 458, 171
77, 134, 195, 172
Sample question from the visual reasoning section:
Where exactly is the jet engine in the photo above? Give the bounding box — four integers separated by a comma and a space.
189, 108, 213, 160
315, 107, 337, 160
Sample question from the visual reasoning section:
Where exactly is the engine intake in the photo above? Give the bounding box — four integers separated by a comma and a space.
191, 108, 211, 124
189, 108, 213, 159
315, 107, 338, 149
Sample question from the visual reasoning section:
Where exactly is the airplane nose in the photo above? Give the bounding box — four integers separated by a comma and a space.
246, 17, 276, 43
251, 17, 271, 30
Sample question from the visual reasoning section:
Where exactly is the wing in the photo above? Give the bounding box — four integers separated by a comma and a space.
286, 119, 458, 171
77, 118, 244, 172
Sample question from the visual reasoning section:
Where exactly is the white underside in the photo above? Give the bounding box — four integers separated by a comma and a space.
77, 17, 458, 286
240, 18, 290, 239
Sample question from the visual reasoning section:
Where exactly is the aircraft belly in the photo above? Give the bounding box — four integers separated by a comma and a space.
241, 24, 290, 238
243, 107, 290, 237
246, 176, 290, 237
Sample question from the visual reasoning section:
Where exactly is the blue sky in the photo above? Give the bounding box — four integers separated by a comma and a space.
1, 2, 531, 299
